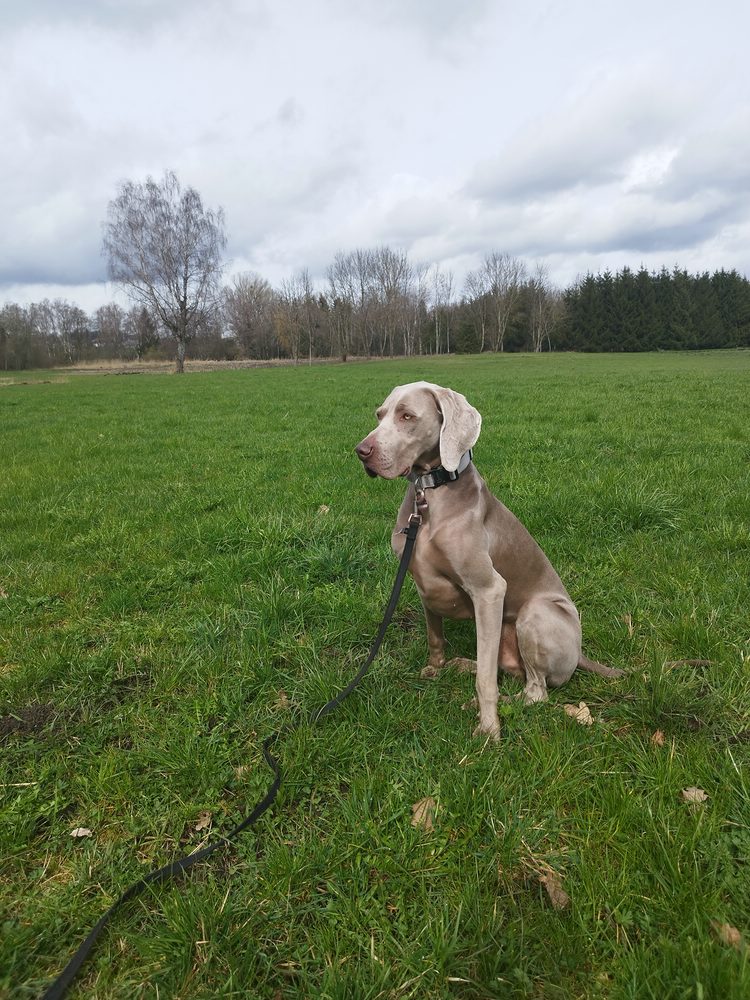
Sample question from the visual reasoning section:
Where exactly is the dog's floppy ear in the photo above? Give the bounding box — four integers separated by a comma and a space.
432, 386, 482, 472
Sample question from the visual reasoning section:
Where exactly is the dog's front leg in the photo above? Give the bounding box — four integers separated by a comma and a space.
420, 606, 445, 679
469, 572, 506, 740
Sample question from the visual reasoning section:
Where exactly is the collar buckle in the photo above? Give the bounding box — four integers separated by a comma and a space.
406, 450, 473, 513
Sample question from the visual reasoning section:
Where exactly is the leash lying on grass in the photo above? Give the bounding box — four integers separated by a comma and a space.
40, 514, 422, 1000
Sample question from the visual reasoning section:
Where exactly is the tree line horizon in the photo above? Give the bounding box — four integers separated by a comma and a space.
2, 171, 750, 371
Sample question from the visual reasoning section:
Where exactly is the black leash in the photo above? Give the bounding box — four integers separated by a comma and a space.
40, 514, 421, 1000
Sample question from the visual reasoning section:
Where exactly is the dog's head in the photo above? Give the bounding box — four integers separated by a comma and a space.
355, 381, 481, 479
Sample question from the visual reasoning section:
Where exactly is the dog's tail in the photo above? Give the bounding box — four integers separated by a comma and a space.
577, 654, 625, 678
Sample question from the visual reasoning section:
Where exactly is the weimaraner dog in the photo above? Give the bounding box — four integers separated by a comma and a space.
355, 381, 622, 739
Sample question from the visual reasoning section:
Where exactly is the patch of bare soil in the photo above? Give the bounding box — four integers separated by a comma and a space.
0, 702, 56, 742
0, 377, 61, 387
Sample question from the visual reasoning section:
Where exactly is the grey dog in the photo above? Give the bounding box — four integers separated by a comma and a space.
355, 381, 622, 739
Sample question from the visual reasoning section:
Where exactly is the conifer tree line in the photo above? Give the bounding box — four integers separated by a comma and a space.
2, 252, 750, 370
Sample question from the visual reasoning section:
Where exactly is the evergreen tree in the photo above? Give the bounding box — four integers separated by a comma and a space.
712, 269, 750, 346
633, 267, 658, 349
667, 267, 695, 349
613, 266, 640, 350
692, 272, 726, 348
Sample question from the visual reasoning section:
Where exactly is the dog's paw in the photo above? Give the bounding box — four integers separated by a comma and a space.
472, 720, 502, 743
446, 657, 477, 674
522, 683, 549, 706
420, 664, 442, 680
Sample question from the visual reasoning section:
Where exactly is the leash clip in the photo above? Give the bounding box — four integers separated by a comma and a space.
402, 511, 422, 532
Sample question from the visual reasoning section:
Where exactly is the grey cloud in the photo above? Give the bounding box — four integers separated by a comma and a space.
3, 0, 266, 31
0, 216, 106, 286
655, 114, 750, 202
335, 0, 491, 39
578, 200, 740, 256
277, 98, 304, 127
467, 78, 684, 202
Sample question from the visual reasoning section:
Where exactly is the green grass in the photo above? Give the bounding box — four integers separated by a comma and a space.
1, 351, 750, 999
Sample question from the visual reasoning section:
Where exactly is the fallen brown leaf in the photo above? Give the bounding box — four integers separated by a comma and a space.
276, 690, 290, 709
411, 796, 437, 833
564, 702, 593, 726
541, 873, 570, 910
623, 613, 634, 637
681, 787, 709, 805
650, 729, 666, 747
194, 811, 212, 832
711, 920, 743, 951
0, 586, 8, 599
317, 504, 330, 514
70, 827, 93, 838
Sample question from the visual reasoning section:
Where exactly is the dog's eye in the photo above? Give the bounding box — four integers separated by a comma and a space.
401, 413, 413, 421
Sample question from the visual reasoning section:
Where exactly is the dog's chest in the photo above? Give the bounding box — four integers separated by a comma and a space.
393, 521, 474, 619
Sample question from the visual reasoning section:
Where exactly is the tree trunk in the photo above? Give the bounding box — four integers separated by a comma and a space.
175, 338, 186, 373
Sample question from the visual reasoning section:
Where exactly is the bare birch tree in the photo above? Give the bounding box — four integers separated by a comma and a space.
430, 264, 454, 354
102, 170, 226, 373
529, 262, 561, 352
224, 271, 274, 358
464, 269, 489, 352
483, 252, 526, 352
298, 268, 317, 365
95, 304, 127, 358
327, 251, 357, 361
408, 261, 430, 356
352, 248, 376, 355
125, 306, 160, 360
31, 299, 90, 363
372, 246, 411, 357
275, 274, 308, 363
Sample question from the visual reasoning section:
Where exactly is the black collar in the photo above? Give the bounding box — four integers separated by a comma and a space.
407, 449, 473, 491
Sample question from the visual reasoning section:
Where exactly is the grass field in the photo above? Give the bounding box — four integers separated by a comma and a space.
2, 351, 750, 999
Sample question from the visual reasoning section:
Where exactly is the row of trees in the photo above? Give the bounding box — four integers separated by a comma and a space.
4, 261, 749, 371
2, 172, 750, 370
223, 249, 560, 362
557, 266, 750, 352
0, 301, 160, 371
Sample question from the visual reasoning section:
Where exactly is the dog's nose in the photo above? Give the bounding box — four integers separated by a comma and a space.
355, 440, 373, 460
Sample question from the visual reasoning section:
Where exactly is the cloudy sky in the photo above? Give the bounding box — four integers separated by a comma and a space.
3, 0, 750, 312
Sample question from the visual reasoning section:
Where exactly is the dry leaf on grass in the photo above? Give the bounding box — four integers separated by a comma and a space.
681, 787, 709, 805
411, 796, 437, 833
0, 587, 8, 599
564, 701, 593, 726
541, 873, 570, 910
276, 690, 290, 710
194, 811, 212, 832
711, 920, 744, 951
70, 827, 93, 838
623, 613, 634, 637
317, 504, 330, 514
650, 729, 666, 747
